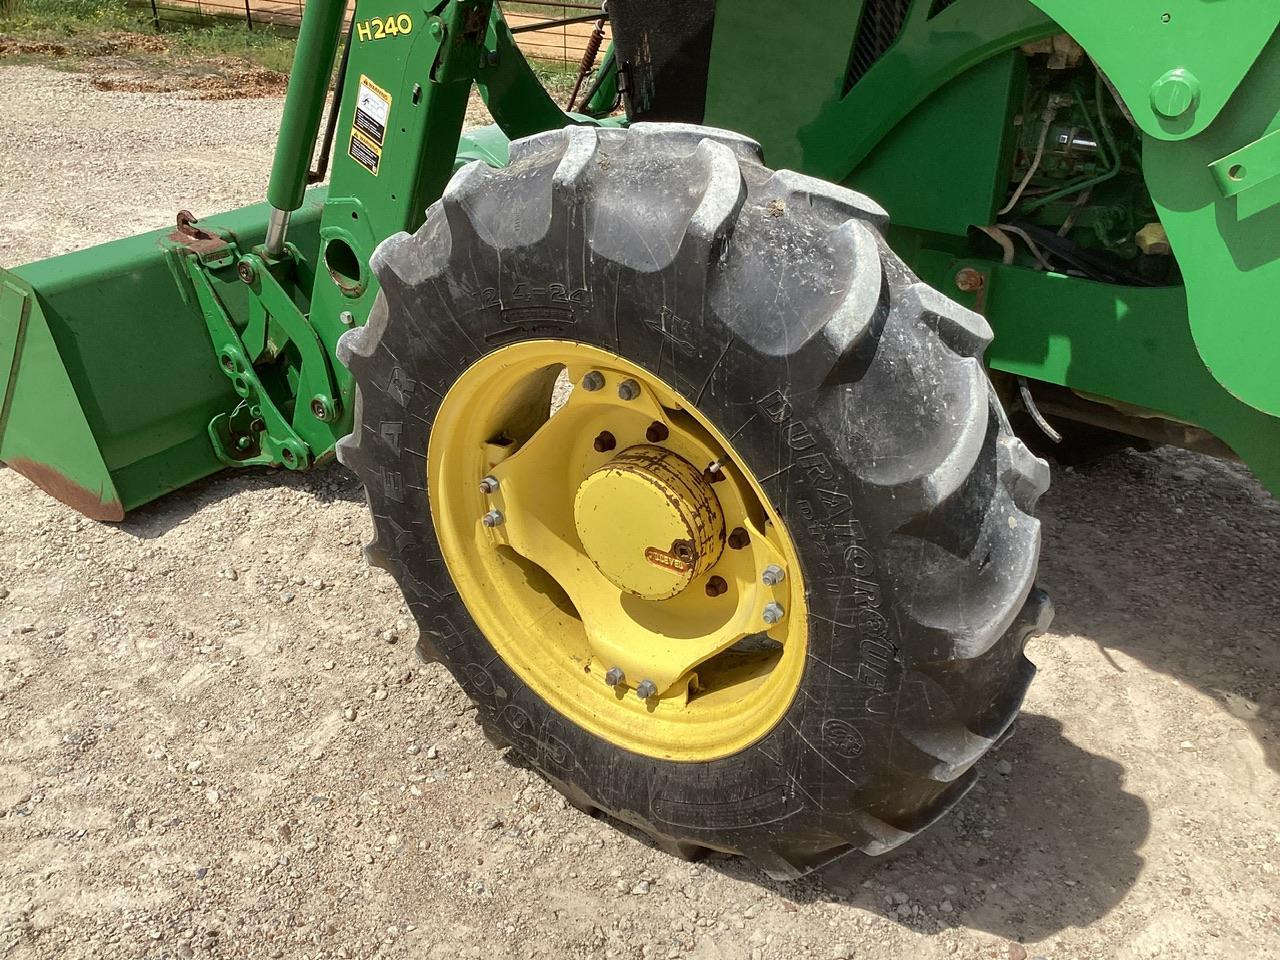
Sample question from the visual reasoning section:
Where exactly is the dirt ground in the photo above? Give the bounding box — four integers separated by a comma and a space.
1, 65, 1278, 960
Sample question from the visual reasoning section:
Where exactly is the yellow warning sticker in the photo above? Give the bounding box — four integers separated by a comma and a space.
348, 75, 391, 176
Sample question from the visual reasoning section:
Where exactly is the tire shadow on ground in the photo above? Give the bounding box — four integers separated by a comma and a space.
725, 712, 1145, 942
554, 710, 1147, 943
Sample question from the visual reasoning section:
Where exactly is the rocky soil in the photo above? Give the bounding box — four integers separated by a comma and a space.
1, 65, 1278, 960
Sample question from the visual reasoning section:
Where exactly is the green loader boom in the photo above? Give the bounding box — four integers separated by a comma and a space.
2, 0, 1278, 515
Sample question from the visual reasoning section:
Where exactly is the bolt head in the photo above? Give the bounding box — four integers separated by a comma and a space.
617, 378, 641, 401
1150, 68, 1200, 119
482, 509, 504, 528
237, 261, 256, 284
955, 268, 985, 293
479, 475, 499, 494
593, 431, 616, 453
727, 527, 750, 550
310, 397, 331, 422
604, 667, 625, 687
635, 679, 657, 700
340, 310, 356, 326
581, 370, 605, 392
761, 564, 785, 586
645, 421, 669, 443
705, 576, 728, 598
762, 601, 785, 625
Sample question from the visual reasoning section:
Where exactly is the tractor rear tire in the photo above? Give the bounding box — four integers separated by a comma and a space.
338, 123, 1052, 879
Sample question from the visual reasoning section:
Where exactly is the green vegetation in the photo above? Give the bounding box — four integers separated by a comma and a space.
0, 0, 584, 86
0, 0, 298, 74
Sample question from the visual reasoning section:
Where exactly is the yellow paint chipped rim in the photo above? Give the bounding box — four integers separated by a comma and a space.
427, 341, 807, 762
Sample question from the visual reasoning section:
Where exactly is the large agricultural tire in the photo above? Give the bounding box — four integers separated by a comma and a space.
338, 123, 1053, 879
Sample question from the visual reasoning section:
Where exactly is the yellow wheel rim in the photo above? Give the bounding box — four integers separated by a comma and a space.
427, 341, 807, 761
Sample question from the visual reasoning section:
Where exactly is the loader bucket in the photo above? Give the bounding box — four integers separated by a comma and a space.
0, 192, 326, 519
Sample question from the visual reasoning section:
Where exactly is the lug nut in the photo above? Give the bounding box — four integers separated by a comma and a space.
604, 667, 625, 687
635, 679, 657, 700
762, 601, 785, 625
581, 370, 605, 392
479, 475, 499, 494
761, 564, 785, 586
482, 509, 504, 528
593, 431, 616, 453
705, 576, 728, 598
617, 378, 641, 401
727, 527, 750, 550
645, 421, 669, 443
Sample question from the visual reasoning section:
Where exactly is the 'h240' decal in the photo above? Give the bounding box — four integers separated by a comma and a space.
356, 14, 413, 42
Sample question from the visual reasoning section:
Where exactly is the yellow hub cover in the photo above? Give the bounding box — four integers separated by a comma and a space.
573, 445, 725, 600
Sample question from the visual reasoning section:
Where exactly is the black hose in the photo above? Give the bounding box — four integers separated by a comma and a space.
308, 13, 356, 186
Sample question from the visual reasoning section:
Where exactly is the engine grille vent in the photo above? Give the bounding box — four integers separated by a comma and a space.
844, 0, 912, 93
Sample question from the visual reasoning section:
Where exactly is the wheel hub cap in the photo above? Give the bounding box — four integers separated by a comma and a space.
574, 445, 725, 601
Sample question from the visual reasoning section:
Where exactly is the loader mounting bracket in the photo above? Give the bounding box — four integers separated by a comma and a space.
165, 214, 342, 472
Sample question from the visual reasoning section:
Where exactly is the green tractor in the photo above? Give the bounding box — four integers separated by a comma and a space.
3, 0, 1277, 877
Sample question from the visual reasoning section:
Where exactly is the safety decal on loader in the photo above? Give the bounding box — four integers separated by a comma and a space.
348, 75, 392, 176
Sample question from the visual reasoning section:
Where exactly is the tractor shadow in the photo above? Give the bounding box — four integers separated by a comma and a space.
694, 712, 1149, 943
1033, 446, 1280, 773
115, 460, 366, 539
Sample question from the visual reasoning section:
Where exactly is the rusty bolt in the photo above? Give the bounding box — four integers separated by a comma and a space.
593, 431, 616, 453
604, 667, 625, 687
727, 527, 750, 550
581, 370, 605, 392
672, 540, 695, 563
237, 260, 257, 285
645, 421, 669, 443
617, 378, 641, 401
705, 576, 728, 598
635, 679, 657, 700
955, 268, 985, 293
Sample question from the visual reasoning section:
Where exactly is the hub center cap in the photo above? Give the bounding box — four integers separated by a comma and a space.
573, 444, 725, 600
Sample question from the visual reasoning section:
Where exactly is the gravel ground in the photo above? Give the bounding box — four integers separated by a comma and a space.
1, 65, 1278, 960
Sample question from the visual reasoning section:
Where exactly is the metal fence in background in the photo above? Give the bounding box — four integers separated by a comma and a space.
146, 0, 610, 67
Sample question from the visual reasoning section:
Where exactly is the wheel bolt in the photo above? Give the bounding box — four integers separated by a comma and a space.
593, 431, 616, 453
635, 679, 657, 700
479, 475, 499, 494
645, 421, 669, 443
762, 601, 785, 625
727, 527, 750, 550
617, 378, 641, 401
604, 667, 625, 687
705, 576, 728, 597
482, 509, 504, 528
761, 564, 785, 586
581, 370, 605, 392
